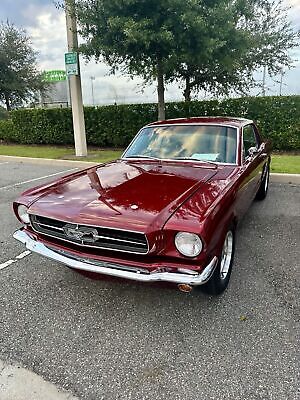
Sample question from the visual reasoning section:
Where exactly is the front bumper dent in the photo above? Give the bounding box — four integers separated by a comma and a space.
13, 229, 218, 286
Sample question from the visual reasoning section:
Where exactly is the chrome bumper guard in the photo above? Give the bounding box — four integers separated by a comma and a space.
13, 229, 217, 286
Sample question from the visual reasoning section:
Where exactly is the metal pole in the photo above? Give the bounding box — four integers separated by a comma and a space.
262, 65, 266, 97
90, 76, 95, 106
65, 0, 87, 157
279, 69, 284, 96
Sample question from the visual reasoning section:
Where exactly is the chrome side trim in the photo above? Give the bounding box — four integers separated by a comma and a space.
13, 229, 218, 286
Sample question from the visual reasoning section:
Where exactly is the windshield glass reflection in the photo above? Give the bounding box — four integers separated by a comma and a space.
123, 125, 237, 164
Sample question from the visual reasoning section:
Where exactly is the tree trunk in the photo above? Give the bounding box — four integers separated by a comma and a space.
183, 76, 191, 102
157, 60, 165, 121
4, 94, 11, 111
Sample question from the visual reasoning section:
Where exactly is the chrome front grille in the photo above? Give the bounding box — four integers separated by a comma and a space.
29, 214, 149, 254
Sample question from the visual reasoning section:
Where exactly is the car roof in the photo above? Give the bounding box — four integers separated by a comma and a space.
147, 116, 253, 128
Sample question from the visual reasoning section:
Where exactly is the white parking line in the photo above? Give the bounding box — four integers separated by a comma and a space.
0, 162, 9, 165
15, 250, 31, 259
0, 168, 78, 190
0, 259, 17, 270
0, 250, 31, 271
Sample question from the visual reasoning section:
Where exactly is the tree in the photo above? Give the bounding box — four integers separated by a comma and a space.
76, 0, 299, 118
0, 22, 45, 111
76, 0, 190, 120
173, 0, 299, 101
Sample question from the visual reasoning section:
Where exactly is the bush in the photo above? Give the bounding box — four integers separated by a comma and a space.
0, 119, 17, 142
3, 95, 300, 151
166, 96, 300, 150
10, 108, 73, 144
84, 103, 157, 147
0, 106, 8, 120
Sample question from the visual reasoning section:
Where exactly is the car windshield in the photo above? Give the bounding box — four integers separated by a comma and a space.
123, 125, 237, 164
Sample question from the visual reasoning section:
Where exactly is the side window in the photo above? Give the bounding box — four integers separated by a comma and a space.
243, 125, 258, 160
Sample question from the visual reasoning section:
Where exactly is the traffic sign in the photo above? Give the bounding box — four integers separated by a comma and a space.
65, 52, 79, 76
65, 52, 77, 64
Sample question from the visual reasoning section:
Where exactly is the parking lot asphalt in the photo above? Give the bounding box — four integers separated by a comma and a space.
0, 160, 299, 400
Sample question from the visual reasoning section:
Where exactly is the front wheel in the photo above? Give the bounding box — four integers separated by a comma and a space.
201, 229, 235, 295
256, 162, 270, 200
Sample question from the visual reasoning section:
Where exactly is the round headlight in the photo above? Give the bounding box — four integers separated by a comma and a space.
175, 232, 203, 257
17, 205, 30, 224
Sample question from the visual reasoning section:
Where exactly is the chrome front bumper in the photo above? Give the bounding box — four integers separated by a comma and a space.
13, 229, 218, 286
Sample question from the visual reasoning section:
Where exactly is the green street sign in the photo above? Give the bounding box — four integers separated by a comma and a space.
65, 52, 78, 76
65, 52, 78, 65
42, 70, 66, 82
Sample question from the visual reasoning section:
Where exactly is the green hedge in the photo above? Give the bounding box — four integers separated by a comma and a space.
0, 119, 17, 142
1, 95, 299, 150
0, 107, 8, 120
8, 108, 74, 145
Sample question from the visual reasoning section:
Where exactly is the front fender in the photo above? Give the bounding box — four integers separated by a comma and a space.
163, 178, 238, 261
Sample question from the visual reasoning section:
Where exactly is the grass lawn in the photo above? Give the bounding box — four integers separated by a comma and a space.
0, 144, 123, 164
0, 144, 299, 173
270, 155, 300, 174
66, 150, 123, 163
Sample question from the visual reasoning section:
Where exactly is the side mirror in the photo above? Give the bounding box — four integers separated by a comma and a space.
248, 146, 258, 157
259, 143, 265, 151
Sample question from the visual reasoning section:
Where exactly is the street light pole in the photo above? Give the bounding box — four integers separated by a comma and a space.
90, 76, 95, 106
262, 65, 266, 97
279, 69, 284, 96
65, 0, 87, 157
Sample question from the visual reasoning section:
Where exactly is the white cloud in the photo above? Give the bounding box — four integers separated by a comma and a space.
27, 12, 67, 70
285, 0, 300, 27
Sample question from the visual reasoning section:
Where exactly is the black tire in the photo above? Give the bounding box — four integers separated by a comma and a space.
256, 162, 270, 200
200, 228, 235, 296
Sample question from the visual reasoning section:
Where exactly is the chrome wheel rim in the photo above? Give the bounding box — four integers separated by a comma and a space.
264, 167, 269, 193
220, 231, 233, 280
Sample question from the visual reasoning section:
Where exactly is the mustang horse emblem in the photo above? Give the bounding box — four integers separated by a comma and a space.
63, 224, 98, 243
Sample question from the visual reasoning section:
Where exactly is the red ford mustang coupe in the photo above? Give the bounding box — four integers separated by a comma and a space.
13, 117, 271, 295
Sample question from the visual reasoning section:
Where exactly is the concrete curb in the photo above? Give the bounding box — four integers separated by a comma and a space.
0, 155, 97, 168
270, 173, 300, 185
0, 154, 299, 184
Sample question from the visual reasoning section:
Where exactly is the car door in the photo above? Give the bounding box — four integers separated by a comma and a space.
236, 124, 264, 217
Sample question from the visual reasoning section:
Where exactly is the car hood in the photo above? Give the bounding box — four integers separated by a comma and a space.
28, 160, 218, 232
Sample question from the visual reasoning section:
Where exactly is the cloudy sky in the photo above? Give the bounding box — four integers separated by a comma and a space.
0, 0, 299, 105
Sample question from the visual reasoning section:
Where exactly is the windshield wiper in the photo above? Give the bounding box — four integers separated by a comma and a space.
173, 157, 218, 167
124, 155, 161, 161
